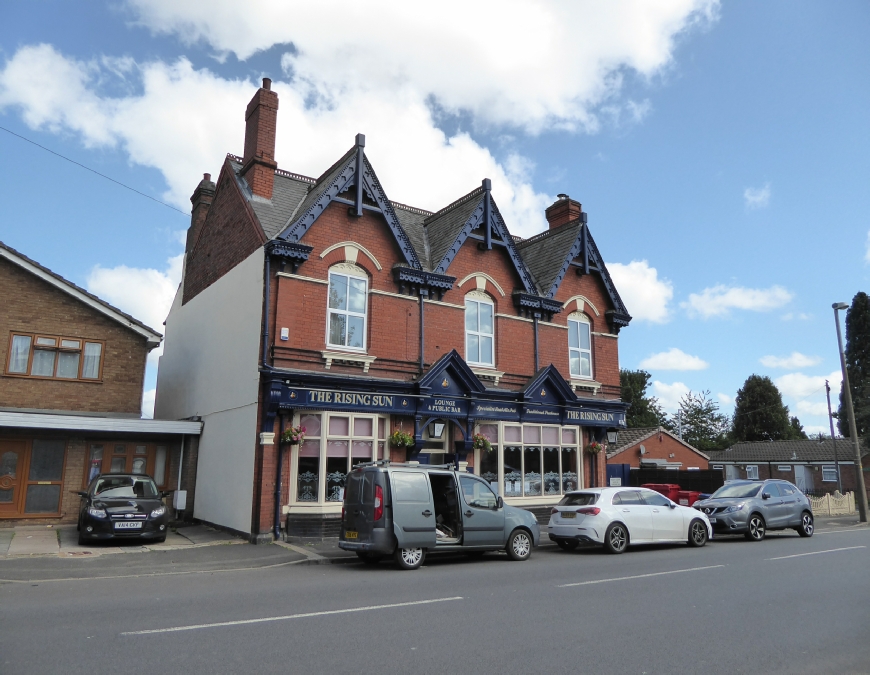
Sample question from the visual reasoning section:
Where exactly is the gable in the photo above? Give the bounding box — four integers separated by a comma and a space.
418, 350, 486, 396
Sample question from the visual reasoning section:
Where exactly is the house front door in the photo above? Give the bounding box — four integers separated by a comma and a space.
0, 440, 28, 517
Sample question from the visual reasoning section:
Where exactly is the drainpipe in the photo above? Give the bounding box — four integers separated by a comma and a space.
261, 252, 272, 369
533, 312, 540, 372
419, 288, 428, 374
273, 413, 286, 540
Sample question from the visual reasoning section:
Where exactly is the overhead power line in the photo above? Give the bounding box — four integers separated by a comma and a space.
0, 124, 190, 217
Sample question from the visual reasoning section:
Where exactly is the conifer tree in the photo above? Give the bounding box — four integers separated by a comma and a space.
837, 292, 870, 442
619, 370, 670, 429
733, 374, 801, 441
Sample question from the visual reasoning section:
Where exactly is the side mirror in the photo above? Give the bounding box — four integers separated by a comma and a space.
762, 493, 770, 500
75, 490, 88, 498
496, 496, 504, 509
162, 490, 173, 499
669, 502, 677, 509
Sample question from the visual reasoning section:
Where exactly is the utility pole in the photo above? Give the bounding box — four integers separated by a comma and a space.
833, 303, 868, 523
825, 380, 842, 494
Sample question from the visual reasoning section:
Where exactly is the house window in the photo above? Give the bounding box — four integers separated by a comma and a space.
822, 465, 838, 482
465, 292, 494, 366
745, 465, 759, 480
294, 412, 388, 504
6, 333, 103, 381
83, 442, 168, 488
567, 313, 592, 379
498, 423, 580, 498
327, 268, 367, 351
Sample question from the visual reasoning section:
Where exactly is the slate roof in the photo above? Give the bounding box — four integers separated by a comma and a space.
0, 241, 163, 341
227, 149, 626, 304
516, 221, 581, 295
707, 440, 870, 463
606, 426, 709, 460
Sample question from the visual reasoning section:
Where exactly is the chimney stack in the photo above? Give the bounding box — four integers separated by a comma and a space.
187, 172, 216, 254
545, 193, 582, 229
240, 78, 279, 200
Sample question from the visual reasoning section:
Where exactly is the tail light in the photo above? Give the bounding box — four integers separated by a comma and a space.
341, 506, 345, 520
373, 485, 383, 522
577, 507, 601, 516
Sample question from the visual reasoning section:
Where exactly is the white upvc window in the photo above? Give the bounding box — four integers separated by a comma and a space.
745, 465, 759, 480
465, 292, 494, 367
327, 267, 367, 351
822, 465, 838, 482
568, 313, 592, 379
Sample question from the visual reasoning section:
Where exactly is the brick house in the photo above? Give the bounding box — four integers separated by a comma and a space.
606, 426, 710, 470
707, 440, 870, 498
0, 242, 201, 524
155, 79, 631, 542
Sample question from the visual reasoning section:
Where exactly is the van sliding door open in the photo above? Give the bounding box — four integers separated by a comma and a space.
390, 471, 437, 549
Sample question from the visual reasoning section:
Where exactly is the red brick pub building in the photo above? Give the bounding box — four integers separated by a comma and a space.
156, 79, 632, 542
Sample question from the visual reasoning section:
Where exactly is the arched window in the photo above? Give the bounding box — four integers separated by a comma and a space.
568, 312, 592, 379
465, 291, 494, 366
327, 263, 368, 351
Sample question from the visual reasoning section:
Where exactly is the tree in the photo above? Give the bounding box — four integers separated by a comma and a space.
619, 370, 670, 429
837, 291, 870, 442
733, 374, 802, 441
672, 390, 731, 452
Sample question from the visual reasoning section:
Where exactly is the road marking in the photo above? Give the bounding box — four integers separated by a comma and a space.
558, 565, 724, 588
766, 546, 866, 561
121, 596, 464, 635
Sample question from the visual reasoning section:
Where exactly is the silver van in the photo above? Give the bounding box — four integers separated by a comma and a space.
339, 462, 540, 569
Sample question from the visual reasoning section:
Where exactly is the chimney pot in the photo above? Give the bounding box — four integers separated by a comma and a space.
262, 77, 272, 90
545, 194, 583, 230
203, 173, 211, 182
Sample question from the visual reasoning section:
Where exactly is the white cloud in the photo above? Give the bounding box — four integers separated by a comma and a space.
606, 260, 673, 323
744, 183, 771, 209
775, 371, 841, 400
795, 400, 830, 417
651, 380, 690, 414
640, 348, 708, 371
682, 284, 793, 318
0, 1, 719, 235
141, 389, 156, 419
780, 312, 811, 321
717, 392, 732, 406
760, 352, 822, 369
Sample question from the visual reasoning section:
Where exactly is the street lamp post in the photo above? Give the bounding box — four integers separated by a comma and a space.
833, 302, 868, 523
825, 380, 842, 494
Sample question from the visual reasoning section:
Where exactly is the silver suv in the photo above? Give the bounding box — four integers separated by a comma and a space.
693, 479, 814, 541
339, 462, 540, 569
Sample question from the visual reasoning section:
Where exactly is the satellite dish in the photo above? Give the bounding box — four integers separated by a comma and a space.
639, 445, 646, 455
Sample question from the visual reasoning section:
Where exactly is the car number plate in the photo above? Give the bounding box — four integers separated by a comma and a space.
561, 512, 576, 519
114, 521, 143, 530
708, 517, 717, 524
345, 530, 358, 539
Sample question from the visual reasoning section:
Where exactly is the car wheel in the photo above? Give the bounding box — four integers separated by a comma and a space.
796, 511, 814, 537
744, 514, 766, 541
394, 547, 425, 570
688, 519, 708, 547
555, 538, 580, 551
505, 529, 532, 561
356, 552, 383, 565
604, 523, 628, 554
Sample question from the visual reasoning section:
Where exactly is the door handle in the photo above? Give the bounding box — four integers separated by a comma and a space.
465, 510, 473, 517
422, 510, 432, 517
622, 509, 630, 513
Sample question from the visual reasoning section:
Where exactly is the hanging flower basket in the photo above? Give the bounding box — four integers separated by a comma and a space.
585, 441, 604, 455
390, 430, 415, 448
281, 425, 306, 445
472, 433, 493, 452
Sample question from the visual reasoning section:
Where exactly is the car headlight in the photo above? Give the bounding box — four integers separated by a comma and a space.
150, 506, 166, 518
723, 504, 745, 513
88, 507, 107, 519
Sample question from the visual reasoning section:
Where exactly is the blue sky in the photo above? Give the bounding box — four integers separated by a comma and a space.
1, 1, 867, 430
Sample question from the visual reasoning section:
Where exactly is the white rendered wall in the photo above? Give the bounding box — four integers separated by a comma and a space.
155, 249, 264, 535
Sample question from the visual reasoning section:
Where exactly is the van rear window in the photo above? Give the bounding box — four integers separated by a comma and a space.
558, 493, 599, 506
392, 473, 429, 502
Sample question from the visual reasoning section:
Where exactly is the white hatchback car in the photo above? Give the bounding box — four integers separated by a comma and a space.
547, 487, 713, 554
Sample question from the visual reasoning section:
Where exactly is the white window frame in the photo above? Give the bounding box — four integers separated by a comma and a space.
821, 465, 838, 482
567, 313, 593, 380
326, 265, 368, 352
465, 291, 495, 367
745, 465, 759, 480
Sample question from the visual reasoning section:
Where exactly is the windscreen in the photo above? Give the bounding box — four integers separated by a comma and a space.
93, 476, 158, 498
558, 493, 599, 506
711, 483, 761, 499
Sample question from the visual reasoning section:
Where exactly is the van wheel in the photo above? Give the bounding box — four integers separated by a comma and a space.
394, 547, 425, 570
506, 529, 532, 561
